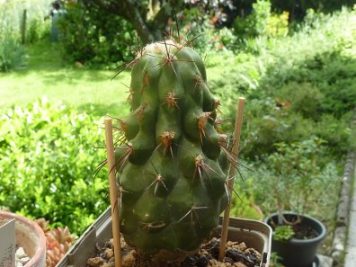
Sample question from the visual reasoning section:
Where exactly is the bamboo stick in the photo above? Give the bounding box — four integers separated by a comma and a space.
104, 118, 122, 267
219, 97, 245, 261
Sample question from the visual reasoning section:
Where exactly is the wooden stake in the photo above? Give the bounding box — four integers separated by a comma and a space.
104, 118, 122, 267
219, 97, 245, 261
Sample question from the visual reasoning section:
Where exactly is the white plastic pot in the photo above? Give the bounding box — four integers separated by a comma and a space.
57, 207, 272, 267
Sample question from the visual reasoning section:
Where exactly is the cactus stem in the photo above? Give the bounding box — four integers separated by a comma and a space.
126, 89, 133, 104
194, 155, 221, 182
140, 221, 167, 231
156, 40, 178, 74
159, 39, 179, 49
115, 143, 133, 172
119, 185, 129, 194
176, 205, 208, 225
117, 39, 229, 254
198, 112, 212, 142
135, 104, 147, 121
194, 154, 204, 181
118, 119, 128, 134
193, 75, 204, 90
146, 174, 168, 196
142, 72, 150, 93
146, 162, 169, 195
160, 131, 175, 156
164, 92, 180, 109
218, 134, 228, 148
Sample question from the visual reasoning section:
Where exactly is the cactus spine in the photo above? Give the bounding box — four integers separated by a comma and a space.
116, 40, 230, 260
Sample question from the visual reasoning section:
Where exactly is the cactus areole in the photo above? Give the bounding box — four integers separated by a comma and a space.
115, 40, 230, 261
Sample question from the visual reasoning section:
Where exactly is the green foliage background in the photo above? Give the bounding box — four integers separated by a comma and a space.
58, 1, 138, 66
0, 99, 108, 234
0, 0, 51, 71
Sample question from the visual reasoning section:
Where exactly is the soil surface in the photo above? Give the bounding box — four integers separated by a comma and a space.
87, 237, 262, 267
292, 223, 319, 240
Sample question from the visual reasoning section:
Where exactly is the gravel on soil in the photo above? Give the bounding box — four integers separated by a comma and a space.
87, 237, 262, 267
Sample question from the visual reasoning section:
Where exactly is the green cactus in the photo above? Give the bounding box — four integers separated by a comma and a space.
115, 40, 230, 261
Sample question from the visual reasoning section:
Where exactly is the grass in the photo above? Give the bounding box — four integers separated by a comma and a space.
0, 38, 233, 121
0, 40, 131, 117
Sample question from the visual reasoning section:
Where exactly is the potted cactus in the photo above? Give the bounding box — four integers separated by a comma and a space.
114, 39, 233, 264
57, 39, 272, 267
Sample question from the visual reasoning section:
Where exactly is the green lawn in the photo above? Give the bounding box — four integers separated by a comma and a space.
0, 40, 131, 117
0, 40, 231, 120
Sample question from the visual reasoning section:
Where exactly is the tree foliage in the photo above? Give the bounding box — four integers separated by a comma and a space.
70, 0, 186, 44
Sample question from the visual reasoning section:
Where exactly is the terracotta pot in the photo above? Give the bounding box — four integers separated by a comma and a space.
265, 212, 326, 267
0, 211, 46, 267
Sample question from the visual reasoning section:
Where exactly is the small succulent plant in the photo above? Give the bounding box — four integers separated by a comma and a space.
36, 218, 75, 267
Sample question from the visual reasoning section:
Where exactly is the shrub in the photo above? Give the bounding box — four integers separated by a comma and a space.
0, 0, 52, 42
58, 1, 138, 66
262, 50, 356, 117
275, 82, 324, 120
314, 114, 353, 155
240, 100, 314, 159
0, 99, 108, 234
27, 18, 51, 43
234, 0, 289, 39
209, 8, 355, 160
239, 96, 352, 160
0, 34, 26, 72
230, 177, 264, 220
248, 138, 341, 223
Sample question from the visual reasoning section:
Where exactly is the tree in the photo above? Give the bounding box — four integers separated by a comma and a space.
79, 0, 185, 44
59, 0, 229, 63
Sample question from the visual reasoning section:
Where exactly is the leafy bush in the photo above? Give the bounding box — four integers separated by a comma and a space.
234, 0, 289, 39
209, 8, 355, 159
230, 179, 264, 220
0, 34, 26, 72
0, 99, 108, 234
58, 1, 138, 66
314, 114, 353, 154
275, 82, 324, 120
0, 0, 52, 42
248, 138, 341, 223
270, 0, 354, 17
0, 0, 53, 71
239, 96, 351, 159
27, 18, 51, 44
265, 51, 356, 117
240, 99, 315, 159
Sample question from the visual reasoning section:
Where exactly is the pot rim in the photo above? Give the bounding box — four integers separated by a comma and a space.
264, 211, 327, 244
0, 211, 46, 267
